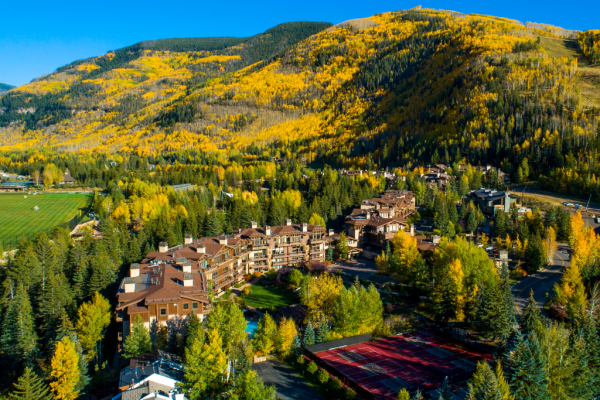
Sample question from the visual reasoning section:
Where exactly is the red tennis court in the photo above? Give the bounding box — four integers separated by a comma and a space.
314, 330, 491, 399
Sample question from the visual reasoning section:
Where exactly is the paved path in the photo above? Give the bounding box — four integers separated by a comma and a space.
252, 360, 326, 400
230, 277, 260, 298
511, 244, 570, 314
330, 259, 379, 279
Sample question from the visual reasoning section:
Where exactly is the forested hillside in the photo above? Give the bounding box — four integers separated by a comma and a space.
0, 83, 14, 93
1, 8, 600, 199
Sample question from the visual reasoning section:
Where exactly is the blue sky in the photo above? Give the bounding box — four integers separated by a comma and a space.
1, 0, 598, 86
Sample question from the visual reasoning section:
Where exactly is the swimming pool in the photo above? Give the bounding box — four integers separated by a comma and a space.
245, 317, 259, 336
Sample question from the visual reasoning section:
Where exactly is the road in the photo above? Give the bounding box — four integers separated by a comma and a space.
511, 244, 570, 314
252, 360, 326, 400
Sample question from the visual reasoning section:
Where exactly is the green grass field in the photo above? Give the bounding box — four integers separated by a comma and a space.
244, 284, 298, 310
0, 193, 92, 248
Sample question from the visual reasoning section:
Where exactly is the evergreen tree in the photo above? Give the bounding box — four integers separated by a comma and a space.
303, 321, 316, 346
184, 311, 205, 351
1, 284, 38, 375
505, 332, 550, 400
337, 232, 349, 259
253, 313, 278, 356
438, 376, 452, 400
68, 242, 88, 301
38, 273, 75, 345
575, 309, 600, 386
466, 211, 478, 234
203, 210, 222, 237
524, 234, 545, 274
315, 320, 329, 344
155, 325, 168, 350
291, 334, 301, 354
469, 361, 504, 400
326, 246, 334, 262
231, 370, 277, 400
520, 290, 543, 337
123, 315, 152, 358
433, 272, 458, 323
8, 367, 52, 400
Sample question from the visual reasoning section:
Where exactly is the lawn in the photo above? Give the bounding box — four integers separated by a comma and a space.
244, 284, 298, 310
0, 193, 92, 249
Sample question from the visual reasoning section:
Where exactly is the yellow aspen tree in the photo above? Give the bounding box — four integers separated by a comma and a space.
505, 234, 512, 252
300, 274, 343, 321
50, 337, 80, 400
448, 259, 465, 321
542, 227, 558, 265
277, 317, 297, 355
75, 292, 111, 365
555, 253, 587, 318
481, 233, 489, 247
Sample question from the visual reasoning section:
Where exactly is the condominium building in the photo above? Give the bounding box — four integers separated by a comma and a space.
115, 220, 329, 346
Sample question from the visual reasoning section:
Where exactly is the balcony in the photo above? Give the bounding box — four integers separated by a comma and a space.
215, 277, 234, 290
118, 331, 123, 341
115, 310, 123, 322
377, 232, 397, 241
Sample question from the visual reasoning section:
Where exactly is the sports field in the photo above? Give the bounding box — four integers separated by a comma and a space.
0, 193, 92, 247
315, 330, 490, 398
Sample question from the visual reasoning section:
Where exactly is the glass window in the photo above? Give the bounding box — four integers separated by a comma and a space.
183, 303, 189, 310
160, 308, 166, 316
192, 302, 198, 309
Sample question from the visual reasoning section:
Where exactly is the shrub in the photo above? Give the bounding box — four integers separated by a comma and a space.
242, 286, 251, 297
317, 368, 329, 384
287, 268, 304, 287
549, 303, 567, 320
297, 354, 305, 364
307, 360, 318, 375
344, 388, 357, 399
330, 377, 343, 392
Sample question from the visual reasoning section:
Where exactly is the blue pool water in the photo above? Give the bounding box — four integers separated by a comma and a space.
245, 318, 259, 336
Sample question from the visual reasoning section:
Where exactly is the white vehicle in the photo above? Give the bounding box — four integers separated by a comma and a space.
485, 246, 494, 251
563, 202, 573, 207
477, 243, 484, 247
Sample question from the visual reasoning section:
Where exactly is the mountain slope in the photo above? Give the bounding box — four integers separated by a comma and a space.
0, 83, 14, 93
0, 9, 599, 192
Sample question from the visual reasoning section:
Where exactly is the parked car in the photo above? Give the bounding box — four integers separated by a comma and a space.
575, 204, 582, 209
485, 246, 494, 252
477, 243, 484, 247
563, 202, 573, 207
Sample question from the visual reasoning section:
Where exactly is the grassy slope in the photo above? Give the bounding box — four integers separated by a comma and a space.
244, 284, 298, 310
539, 36, 600, 108
0, 193, 91, 247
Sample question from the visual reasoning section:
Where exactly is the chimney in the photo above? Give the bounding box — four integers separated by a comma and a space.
286, 219, 292, 226
124, 277, 135, 293
195, 244, 206, 254
251, 221, 258, 229
184, 234, 193, 245
410, 224, 414, 236
130, 263, 140, 278
265, 226, 271, 236
182, 260, 192, 273
219, 235, 228, 245
183, 273, 193, 287
432, 235, 441, 244
329, 229, 334, 236
174, 394, 185, 400
159, 242, 168, 253
302, 223, 308, 232
366, 211, 371, 219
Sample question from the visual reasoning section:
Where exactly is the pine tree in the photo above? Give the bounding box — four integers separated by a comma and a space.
438, 376, 452, 400
505, 332, 550, 400
1, 284, 38, 375
469, 361, 504, 400
155, 325, 168, 350
520, 290, 542, 337
184, 311, 205, 351
123, 315, 152, 358
8, 367, 52, 400
433, 272, 458, 323
303, 321, 316, 346
575, 310, 600, 385
253, 313, 277, 356
316, 320, 329, 344
203, 210, 222, 237
38, 273, 75, 345
412, 389, 424, 400
495, 263, 516, 340
50, 337, 80, 400
291, 334, 301, 354
68, 242, 88, 301
524, 234, 545, 274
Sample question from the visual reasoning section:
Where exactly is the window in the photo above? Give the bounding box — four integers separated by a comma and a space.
192, 302, 198, 309
183, 303, 189, 310
160, 308, 166, 316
